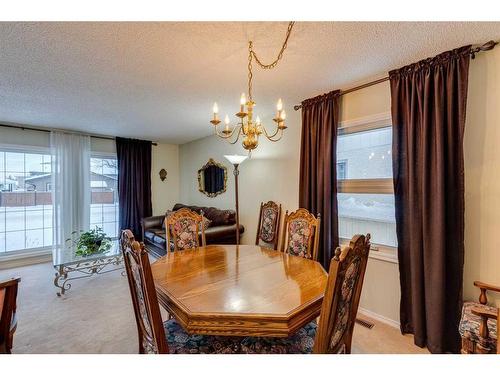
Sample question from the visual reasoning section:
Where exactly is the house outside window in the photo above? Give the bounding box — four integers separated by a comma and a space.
90, 155, 119, 239
336, 114, 397, 262
0, 147, 53, 253
336, 159, 347, 180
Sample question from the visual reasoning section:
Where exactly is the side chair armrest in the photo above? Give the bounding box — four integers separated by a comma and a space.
471, 306, 498, 341
474, 281, 500, 305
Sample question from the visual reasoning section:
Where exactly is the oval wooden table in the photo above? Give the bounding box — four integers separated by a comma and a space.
151, 244, 327, 338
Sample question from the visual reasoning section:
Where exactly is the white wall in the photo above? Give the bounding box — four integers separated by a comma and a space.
179, 110, 302, 246
464, 46, 500, 308
151, 143, 180, 215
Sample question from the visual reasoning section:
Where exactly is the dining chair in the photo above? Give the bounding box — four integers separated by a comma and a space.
459, 280, 500, 354
121, 229, 370, 354
280, 208, 321, 261
255, 201, 281, 250
0, 276, 21, 354
165, 207, 206, 252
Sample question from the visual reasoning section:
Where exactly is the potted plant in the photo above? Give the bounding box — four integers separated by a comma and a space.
66, 228, 112, 257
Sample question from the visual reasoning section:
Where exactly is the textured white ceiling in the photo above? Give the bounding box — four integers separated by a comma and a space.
0, 22, 499, 143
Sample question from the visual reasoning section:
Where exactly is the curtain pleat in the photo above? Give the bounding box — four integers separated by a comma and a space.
389, 45, 471, 353
299, 90, 340, 268
116, 137, 152, 241
51, 132, 91, 250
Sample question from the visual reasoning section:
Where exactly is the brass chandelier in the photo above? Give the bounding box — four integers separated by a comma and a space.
210, 22, 295, 153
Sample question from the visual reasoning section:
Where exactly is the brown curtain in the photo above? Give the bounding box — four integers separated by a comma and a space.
116, 137, 153, 241
389, 45, 471, 353
299, 90, 340, 268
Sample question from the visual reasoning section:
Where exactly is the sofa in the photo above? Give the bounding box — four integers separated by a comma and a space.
141, 203, 245, 258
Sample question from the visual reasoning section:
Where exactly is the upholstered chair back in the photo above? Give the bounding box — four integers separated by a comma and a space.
314, 234, 371, 354
165, 208, 206, 252
120, 230, 168, 354
281, 208, 321, 261
255, 201, 282, 250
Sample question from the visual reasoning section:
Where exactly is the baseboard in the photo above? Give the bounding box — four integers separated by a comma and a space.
358, 307, 400, 329
0, 250, 52, 269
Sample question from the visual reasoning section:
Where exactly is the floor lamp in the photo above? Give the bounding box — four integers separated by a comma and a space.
224, 154, 248, 245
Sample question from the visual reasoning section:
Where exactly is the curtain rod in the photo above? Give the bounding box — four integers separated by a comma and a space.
294, 40, 498, 111
0, 123, 158, 146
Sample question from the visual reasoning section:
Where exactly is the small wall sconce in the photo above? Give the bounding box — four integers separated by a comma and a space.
159, 169, 167, 182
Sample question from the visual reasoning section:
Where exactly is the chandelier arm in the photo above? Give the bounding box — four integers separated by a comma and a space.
261, 124, 281, 139
215, 124, 241, 140
264, 129, 284, 142
227, 126, 243, 144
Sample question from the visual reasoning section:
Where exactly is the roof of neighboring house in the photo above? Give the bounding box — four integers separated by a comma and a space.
0, 178, 17, 184
23, 172, 117, 182
24, 173, 51, 182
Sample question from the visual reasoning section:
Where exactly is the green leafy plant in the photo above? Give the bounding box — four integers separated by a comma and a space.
66, 228, 112, 257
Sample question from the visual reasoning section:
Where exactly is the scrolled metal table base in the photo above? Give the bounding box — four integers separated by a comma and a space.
54, 255, 124, 297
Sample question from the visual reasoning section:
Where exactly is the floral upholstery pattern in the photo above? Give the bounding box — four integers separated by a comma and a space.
164, 318, 317, 354
287, 219, 313, 258
170, 217, 199, 250
128, 253, 158, 353
330, 259, 360, 349
201, 216, 211, 230
259, 207, 278, 243
459, 301, 498, 352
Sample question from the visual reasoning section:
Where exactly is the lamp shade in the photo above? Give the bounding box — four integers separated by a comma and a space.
224, 154, 248, 165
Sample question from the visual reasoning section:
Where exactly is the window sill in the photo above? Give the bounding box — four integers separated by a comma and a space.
339, 238, 398, 264
368, 248, 398, 264
0, 247, 52, 269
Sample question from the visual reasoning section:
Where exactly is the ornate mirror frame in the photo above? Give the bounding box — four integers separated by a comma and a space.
197, 158, 228, 198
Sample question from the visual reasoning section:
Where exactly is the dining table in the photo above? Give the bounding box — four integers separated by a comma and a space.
150, 244, 327, 338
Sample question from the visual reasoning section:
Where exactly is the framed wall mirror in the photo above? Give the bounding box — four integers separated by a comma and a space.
198, 158, 228, 197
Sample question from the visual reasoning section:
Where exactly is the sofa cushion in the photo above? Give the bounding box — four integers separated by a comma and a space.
144, 230, 156, 242
173, 203, 235, 226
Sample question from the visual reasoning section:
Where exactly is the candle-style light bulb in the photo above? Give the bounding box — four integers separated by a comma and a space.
240, 93, 246, 112
281, 109, 286, 120
224, 114, 230, 132
256, 116, 261, 125
213, 102, 219, 121
277, 98, 283, 111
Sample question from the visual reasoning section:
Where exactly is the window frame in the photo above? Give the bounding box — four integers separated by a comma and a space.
0, 143, 54, 255
337, 112, 398, 263
90, 151, 119, 240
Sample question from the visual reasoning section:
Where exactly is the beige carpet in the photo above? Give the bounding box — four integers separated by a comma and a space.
0, 261, 428, 354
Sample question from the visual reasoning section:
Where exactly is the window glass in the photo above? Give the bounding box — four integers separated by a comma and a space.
90, 156, 119, 239
0, 149, 53, 253
337, 127, 392, 180
338, 193, 397, 248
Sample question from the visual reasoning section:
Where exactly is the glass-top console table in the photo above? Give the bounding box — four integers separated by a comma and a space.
53, 240, 124, 296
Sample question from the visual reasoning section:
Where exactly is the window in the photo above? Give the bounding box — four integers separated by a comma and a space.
90, 156, 119, 239
336, 160, 347, 180
0, 148, 53, 253
336, 123, 397, 257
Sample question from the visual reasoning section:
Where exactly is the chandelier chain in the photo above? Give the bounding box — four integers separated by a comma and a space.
247, 21, 295, 100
